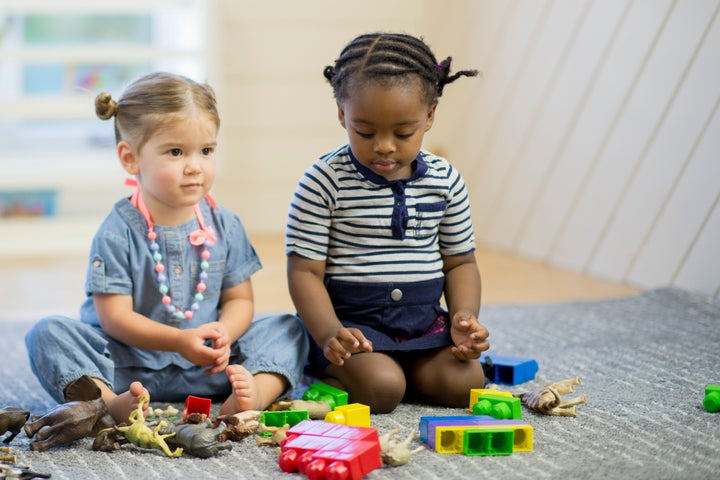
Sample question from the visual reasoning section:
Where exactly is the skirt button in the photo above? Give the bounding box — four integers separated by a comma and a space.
391, 288, 403, 301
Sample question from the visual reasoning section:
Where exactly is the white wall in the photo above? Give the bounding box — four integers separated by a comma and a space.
212, 0, 720, 298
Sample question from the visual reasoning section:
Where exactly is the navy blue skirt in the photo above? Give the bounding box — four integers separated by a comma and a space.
306, 277, 452, 375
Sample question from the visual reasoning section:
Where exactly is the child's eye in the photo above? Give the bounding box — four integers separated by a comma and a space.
169, 148, 182, 157
355, 130, 374, 139
202, 147, 214, 155
396, 132, 415, 139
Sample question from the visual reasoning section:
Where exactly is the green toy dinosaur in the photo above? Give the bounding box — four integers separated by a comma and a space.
99, 395, 182, 458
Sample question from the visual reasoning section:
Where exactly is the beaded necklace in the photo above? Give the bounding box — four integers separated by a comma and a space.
127, 179, 217, 321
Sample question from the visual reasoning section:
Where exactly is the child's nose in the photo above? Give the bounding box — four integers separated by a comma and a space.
184, 155, 202, 174
374, 136, 396, 155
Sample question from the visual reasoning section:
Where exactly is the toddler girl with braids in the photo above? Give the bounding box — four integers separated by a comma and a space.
286, 33, 489, 413
26, 72, 308, 423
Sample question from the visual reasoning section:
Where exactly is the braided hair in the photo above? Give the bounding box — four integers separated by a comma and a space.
323, 32, 478, 105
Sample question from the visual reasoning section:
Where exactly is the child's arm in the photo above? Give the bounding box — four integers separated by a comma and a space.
442, 251, 490, 360
287, 254, 372, 365
93, 293, 226, 368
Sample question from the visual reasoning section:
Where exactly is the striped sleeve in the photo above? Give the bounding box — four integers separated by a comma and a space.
437, 163, 476, 256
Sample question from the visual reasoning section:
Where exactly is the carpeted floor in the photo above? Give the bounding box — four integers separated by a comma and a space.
1, 287, 719, 479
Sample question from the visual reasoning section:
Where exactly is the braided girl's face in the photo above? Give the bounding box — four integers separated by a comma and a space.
337, 76, 435, 181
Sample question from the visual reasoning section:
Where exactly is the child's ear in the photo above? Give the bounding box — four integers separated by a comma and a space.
425, 103, 437, 132
117, 141, 139, 175
337, 103, 347, 128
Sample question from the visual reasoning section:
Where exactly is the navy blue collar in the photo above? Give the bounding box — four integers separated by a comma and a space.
348, 148, 428, 185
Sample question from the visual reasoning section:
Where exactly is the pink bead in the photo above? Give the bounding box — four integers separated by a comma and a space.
201, 250, 211, 260
197, 282, 206, 292
162, 295, 172, 305
184, 310, 193, 319
148, 231, 157, 241
155, 264, 165, 273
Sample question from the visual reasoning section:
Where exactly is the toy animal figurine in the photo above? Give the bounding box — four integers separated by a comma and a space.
216, 410, 260, 442
162, 415, 233, 458
0, 462, 51, 479
100, 394, 182, 458
379, 429, 424, 466
513, 376, 587, 416
23, 379, 115, 452
256, 423, 290, 446
269, 399, 332, 419
0, 407, 30, 444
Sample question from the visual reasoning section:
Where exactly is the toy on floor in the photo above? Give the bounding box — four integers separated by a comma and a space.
278, 420, 381, 480
302, 382, 349, 409
480, 354, 538, 385
513, 376, 587, 416
23, 376, 115, 452
703, 384, 720, 412
216, 410, 261, 442
98, 394, 182, 458
325, 403, 371, 427
255, 423, 290, 446
0, 448, 51, 479
184, 395, 212, 420
0, 407, 29, 444
470, 393, 522, 419
163, 413, 233, 458
379, 429, 423, 466
270, 399, 332, 419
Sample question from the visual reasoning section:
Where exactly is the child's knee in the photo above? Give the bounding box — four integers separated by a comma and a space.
350, 368, 405, 414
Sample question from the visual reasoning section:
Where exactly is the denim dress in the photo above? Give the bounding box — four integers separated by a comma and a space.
26, 197, 308, 403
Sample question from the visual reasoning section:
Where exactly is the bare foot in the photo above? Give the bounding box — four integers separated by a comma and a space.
220, 365, 264, 415
106, 381, 149, 424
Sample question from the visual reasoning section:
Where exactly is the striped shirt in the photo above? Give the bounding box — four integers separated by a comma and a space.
286, 145, 476, 283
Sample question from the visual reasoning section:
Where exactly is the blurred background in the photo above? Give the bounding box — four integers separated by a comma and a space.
1, 0, 718, 303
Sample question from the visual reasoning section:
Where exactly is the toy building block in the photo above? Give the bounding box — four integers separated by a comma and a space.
463, 428, 514, 456
278, 420, 381, 480
260, 410, 309, 428
471, 393, 522, 420
419, 415, 492, 443
325, 403, 370, 427
469, 388, 512, 411
425, 419, 533, 452
480, 354, 539, 385
184, 395, 211, 420
704, 384, 720, 412
302, 382, 349, 409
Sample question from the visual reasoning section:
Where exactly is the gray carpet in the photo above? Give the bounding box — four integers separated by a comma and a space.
1, 287, 719, 479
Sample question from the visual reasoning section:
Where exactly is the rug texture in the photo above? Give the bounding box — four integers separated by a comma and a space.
1, 287, 718, 480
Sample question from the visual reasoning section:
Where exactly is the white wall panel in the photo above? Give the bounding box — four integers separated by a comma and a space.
627, 100, 720, 287
588, 5, 720, 279
547, 0, 674, 270
511, 0, 629, 258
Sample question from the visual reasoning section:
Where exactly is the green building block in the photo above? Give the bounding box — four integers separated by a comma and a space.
463, 428, 515, 456
302, 382, 349, 409
703, 384, 720, 413
471, 393, 522, 420
260, 410, 309, 428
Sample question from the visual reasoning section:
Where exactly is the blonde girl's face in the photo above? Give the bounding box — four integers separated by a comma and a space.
337, 76, 435, 181
118, 112, 218, 226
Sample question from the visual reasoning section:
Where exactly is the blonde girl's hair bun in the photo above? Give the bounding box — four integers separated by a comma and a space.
95, 92, 118, 120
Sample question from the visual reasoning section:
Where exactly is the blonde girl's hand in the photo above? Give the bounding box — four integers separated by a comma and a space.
322, 327, 373, 366
176, 325, 224, 367
450, 311, 490, 361
201, 322, 232, 375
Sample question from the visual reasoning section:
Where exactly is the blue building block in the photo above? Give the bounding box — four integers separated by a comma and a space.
419, 415, 494, 443
480, 354, 538, 385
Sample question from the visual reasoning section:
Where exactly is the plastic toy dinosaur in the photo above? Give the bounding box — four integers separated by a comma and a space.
100, 394, 182, 458
513, 376, 587, 416
0, 407, 30, 444
379, 429, 424, 466
255, 423, 290, 446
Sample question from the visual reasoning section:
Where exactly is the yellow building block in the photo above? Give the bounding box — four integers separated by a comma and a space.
324, 402, 371, 427
435, 423, 533, 453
